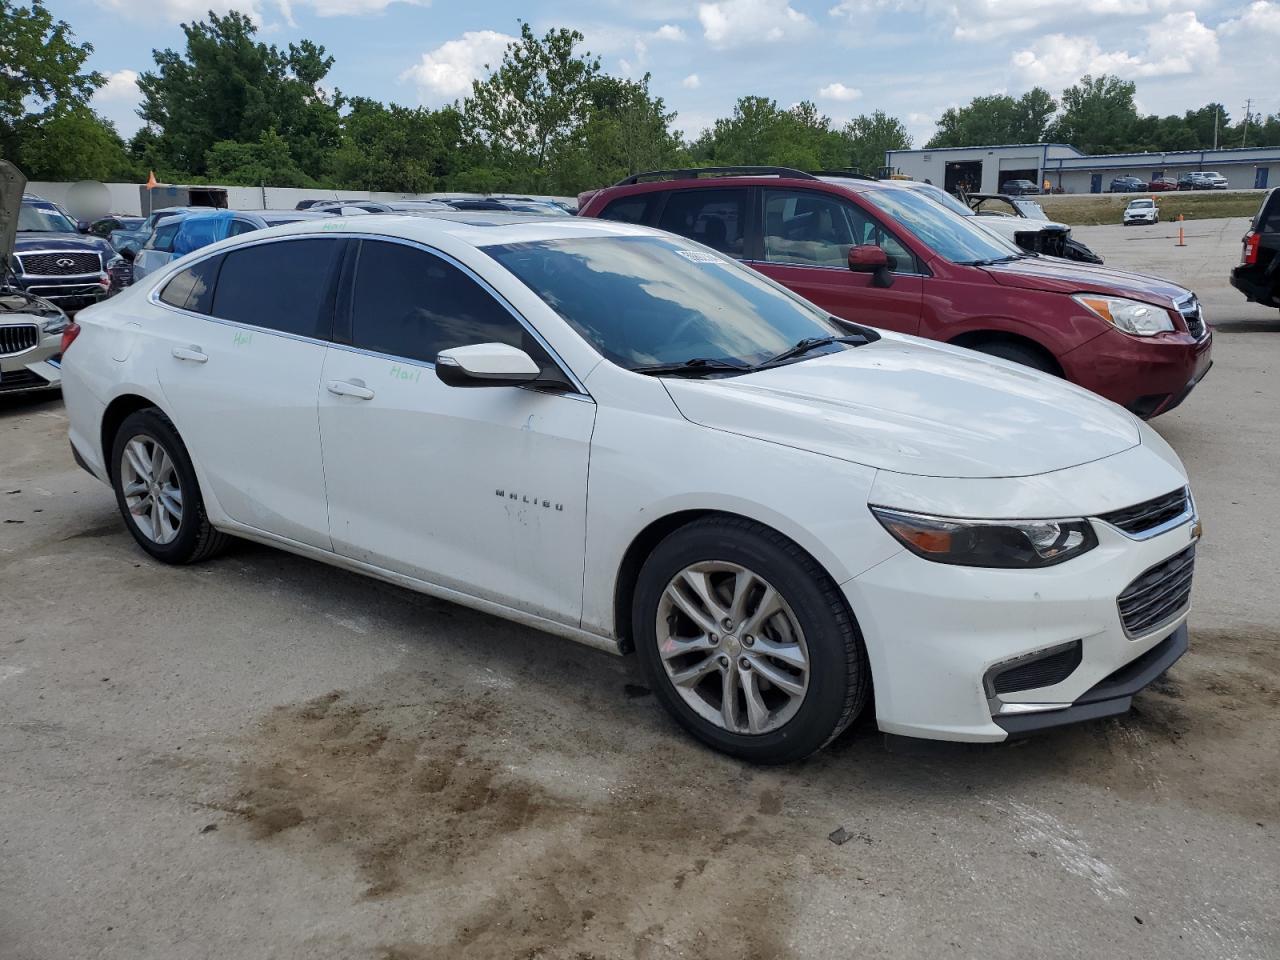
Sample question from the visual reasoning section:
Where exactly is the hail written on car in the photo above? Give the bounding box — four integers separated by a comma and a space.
61, 213, 1199, 762
579, 166, 1212, 419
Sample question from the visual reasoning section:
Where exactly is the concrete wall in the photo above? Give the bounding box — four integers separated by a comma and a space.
25, 182, 462, 216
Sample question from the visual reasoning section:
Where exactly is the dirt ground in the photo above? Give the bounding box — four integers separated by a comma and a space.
2, 220, 1277, 959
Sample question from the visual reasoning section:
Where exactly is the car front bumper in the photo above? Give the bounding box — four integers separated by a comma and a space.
843, 512, 1200, 743
0, 329, 62, 393
1060, 326, 1212, 418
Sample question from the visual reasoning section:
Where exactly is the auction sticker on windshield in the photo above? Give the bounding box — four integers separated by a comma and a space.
675, 249, 721, 263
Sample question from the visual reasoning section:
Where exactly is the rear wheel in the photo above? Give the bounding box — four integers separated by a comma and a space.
110, 408, 230, 564
633, 516, 869, 763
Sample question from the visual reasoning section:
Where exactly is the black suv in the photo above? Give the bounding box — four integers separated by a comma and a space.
1108, 176, 1147, 193
1231, 188, 1279, 311
999, 179, 1039, 195
11, 195, 118, 311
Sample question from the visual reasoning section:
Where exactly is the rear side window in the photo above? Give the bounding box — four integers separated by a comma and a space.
599, 194, 658, 225
657, 189, 747, 257
148, 219, 183, 252
210, 238, 343, 339
158, 255, 222, 314
349, 240, 544, 365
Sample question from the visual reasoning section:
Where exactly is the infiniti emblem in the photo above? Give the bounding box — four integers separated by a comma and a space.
56, 257, 75, 267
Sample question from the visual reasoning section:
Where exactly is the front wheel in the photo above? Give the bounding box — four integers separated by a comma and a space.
633, 516, 869, 763
110, 408, 230, 564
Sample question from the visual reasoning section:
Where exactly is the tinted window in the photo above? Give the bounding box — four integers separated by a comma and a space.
599, 195, 657, 225
227, 219, 259, 236
159, 255, 222, 314
211, 238, 343, 338
148, 219, 182, 252
350, 240, 543, 365
763, 189, 916, 272
486, 235, 843, 370
657, 189, 747, 257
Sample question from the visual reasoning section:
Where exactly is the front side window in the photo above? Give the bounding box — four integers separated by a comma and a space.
349, 240, 544, 365
861, 188, 1022, 266
210, 238, 343, 339
657, 189, 747, 257
158, 255, 222, 313
485, 234, 843, 370
763, 189, 916, 272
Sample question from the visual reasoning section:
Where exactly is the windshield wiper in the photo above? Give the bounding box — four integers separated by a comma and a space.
965, 255, 1023, 266
758, 334, 869, 369
632, 358, 752, 377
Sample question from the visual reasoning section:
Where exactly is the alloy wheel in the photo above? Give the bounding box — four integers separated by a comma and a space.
656, 561, 810, 735
120, 434, 183, 545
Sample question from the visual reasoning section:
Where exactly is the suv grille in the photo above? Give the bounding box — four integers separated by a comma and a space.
0, 323, 40, 356
1177, 296, 1206, 338
1098, 488, 1191, 536
1117, 546, 1195, 637
16, 251, 102, 276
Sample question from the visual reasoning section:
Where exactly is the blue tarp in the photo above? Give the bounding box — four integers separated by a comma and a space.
172, 211, 236, 257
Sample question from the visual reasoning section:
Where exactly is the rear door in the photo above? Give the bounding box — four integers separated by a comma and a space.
751, 188, 923, 334
152, 236, 345, 548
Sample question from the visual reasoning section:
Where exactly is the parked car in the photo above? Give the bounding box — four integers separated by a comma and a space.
9, 192, 120, 312
1177, 173, 1212, 191
896, 181, 1103, 264
109, 206, 207, 255
999, 179, 1039, 195
1230, 187, 1279, 311
1200, 171, 1229, 190
580, 166, 1211, 418
0, 161, 72, 394
1123, 198, 1160, 225
60, 214, 1201, 761
1148, 177, 1179, 192
1109, 176, 1147, 193
132, 209, 334, 281
87, 215, 145, 240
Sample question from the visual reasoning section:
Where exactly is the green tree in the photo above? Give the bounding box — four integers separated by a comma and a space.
1047, 75, 1139, 154
463, 22, 601, 187
137, 11, 340, 179
205, 127, 312, 187
332, 97, 461, 193
691, 96, 845, 170
17, 106, 133, 181
842, 111, 912, 175
927, 88, 1056, 148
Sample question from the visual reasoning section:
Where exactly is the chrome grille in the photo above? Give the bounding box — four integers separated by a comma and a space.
16, 251, 102, 276
0, 324, 40, 356
1177, 296, 1206, 338
1098, 488, 1191, 537
1117, 546, 1195, 637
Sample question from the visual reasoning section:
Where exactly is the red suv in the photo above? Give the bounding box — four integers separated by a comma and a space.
578, 167, 1213, 417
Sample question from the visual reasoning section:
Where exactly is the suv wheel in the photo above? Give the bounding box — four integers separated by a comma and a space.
633, 516, 869, 763
110, 408, 230, 564
969, 339, 1057, 374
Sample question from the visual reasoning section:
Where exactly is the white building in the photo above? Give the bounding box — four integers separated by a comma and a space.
885, 143, 1280, 193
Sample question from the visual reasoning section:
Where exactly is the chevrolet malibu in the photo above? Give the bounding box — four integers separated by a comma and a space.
60, 215, 1200, 763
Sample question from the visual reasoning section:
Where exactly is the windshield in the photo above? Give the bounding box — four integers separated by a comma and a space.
903, 183, 974, 218
862, 188, 1022, 265
1012, 199, 1048, 221
485, 235, 844, 370
18, 202, 77, 233
1129, 199, 1154, 208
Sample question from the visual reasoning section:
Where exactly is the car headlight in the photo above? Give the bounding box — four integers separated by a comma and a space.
41, 312, 70, 335
870, 506, 1098, 568
1073, 294, 1173, 336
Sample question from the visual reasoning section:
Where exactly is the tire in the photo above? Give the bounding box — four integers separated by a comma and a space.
110, 407, 231, 564
632, 516, 869, 764
969, 339, 1058, 374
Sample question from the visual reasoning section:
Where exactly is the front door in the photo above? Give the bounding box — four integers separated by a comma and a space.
1090, 174, 1103, 194
1256, 168, 1270, 190
317, 239, 595, 626
152, 236, 345, 549
751, 188, 923, 334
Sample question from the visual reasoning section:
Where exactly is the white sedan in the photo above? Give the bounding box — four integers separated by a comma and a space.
1124, 198, 1160, 225
59, 214, 1199, 762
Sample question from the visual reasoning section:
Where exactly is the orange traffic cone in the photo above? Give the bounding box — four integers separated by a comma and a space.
1176, 213, 1186, 247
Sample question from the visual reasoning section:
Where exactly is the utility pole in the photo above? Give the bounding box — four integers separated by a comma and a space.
1241, 99, 1253, 148
1213, 105, 1219, 151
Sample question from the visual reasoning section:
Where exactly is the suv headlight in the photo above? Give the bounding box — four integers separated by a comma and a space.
870, 506, 1098, 568
1073, 294, 1173, 336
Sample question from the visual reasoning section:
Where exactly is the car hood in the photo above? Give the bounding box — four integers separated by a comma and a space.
0, 161, 24, 264
663, 336, 1141, 479
14, 232, 113, 255
982, 256, 1190, 305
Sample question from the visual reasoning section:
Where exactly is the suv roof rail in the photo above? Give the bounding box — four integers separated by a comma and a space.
809, 169, 877, 181
612, 166, 819, 186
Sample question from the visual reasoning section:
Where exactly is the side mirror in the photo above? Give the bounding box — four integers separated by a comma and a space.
436, 343, 541, 388
848, 245, 894, 288
118, 245, 137, 262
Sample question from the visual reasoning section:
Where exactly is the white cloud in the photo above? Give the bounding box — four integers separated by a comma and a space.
818, 81, 862, 101
652, 23, 687, 41
93, 0, 421, 24
698, 0, 812, 48
1011, 11, 1218, 86
1219, 0, 1280, 34
682, 73, 702, 89
96, 69, 140, 102
401, 30, 514, 104
303, 0, 425, 13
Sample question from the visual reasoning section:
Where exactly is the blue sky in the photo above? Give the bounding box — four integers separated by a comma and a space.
62, 0, 1280, 147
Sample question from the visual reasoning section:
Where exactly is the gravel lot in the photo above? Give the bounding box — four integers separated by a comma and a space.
2, 219, 1277, 960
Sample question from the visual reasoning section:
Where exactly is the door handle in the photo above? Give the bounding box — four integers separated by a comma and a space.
171, 346, 207, 363
326, 379, 374, 400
